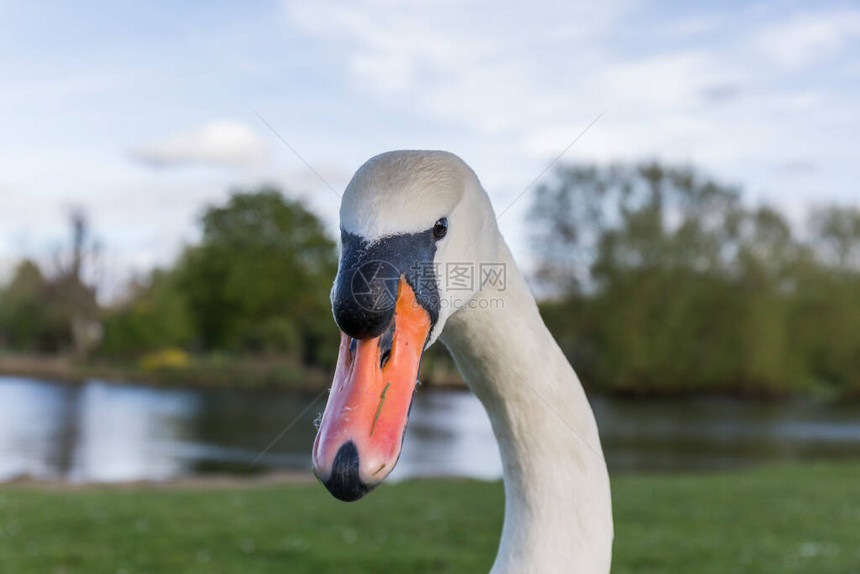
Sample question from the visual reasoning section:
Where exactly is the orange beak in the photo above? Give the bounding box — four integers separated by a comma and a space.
312, 277, 431, 501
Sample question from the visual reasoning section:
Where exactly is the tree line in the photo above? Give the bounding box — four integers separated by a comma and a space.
1, 167, 857, 396
0, 188, 339, 383
530, 163, 860, 397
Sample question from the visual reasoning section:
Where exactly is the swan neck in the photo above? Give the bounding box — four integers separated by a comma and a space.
440, 241, 613, 574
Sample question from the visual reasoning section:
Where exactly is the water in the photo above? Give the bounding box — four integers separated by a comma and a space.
1, 375, 859, 483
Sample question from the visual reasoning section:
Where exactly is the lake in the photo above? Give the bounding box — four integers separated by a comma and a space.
1, 376, 859, 483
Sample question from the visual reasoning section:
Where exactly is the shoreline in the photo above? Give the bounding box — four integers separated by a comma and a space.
0, 353, 469, 392
0, 470, 319, 491
0, 354, 852, 402
0, 353, 333, 392
2, 460, 856, 491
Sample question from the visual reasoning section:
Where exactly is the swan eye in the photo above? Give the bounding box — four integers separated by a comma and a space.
432, 217, 448, 240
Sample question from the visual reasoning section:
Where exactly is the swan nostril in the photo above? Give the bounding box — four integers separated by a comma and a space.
379, 349, 391, 369
378, 318, 395, 370
348, 337, 357, 360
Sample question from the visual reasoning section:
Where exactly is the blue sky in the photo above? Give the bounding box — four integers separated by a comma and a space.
1, 0, 858, 293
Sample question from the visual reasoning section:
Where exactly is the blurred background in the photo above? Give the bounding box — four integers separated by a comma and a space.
0, 1, 858, 573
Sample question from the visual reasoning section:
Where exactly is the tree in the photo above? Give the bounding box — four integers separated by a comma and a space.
529, 162, 810, 395
52, 209, 101, 356
529, 163, 740, 294
177, 187, 338, 365
787, 207, 860, 392
0, 260, 69, 353
99, 269, 194, 357
809, 206, 860, 270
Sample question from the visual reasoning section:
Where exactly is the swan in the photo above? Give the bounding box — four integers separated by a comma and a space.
312, 150, 613, 573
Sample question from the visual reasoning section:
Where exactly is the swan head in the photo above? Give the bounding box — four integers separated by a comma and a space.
312, 150, 499, 501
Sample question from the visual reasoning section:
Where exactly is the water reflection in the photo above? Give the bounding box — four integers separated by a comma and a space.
394, 388, 502, 480
0, 376, 859, 483
0, 378, 81, 479
72, 382, 200, 481
592, 396, 860, 471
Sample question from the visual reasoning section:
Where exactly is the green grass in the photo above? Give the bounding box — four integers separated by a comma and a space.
0, 463, 858, 573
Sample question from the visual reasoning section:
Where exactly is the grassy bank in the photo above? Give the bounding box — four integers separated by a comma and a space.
0, 463, 857, 573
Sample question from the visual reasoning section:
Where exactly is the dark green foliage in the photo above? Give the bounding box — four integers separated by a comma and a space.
177, 188, 337, 364
5, 174, 858, 395
1, 187, 338, 380
99, 269, 195, 357
99, 186, 339, 368
531, 163, 860, 395
0, 261, 73, 353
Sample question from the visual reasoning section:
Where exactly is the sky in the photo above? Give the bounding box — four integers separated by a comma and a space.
1, 0, 858, 295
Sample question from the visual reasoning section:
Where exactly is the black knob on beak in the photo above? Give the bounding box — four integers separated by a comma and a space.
333, 229, 441, 340
323, 441, 371, 502
333, 259, 399, 339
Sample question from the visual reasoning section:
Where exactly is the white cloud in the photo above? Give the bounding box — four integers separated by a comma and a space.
753, 10, 860, 70
281, 1, 860, 268
664, 15, 723, 38
283, 1, 754, 170
4, 1, 859, 287
284, 0, 628, 133
600, 51, 737, 109
131, 120, 270, 169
